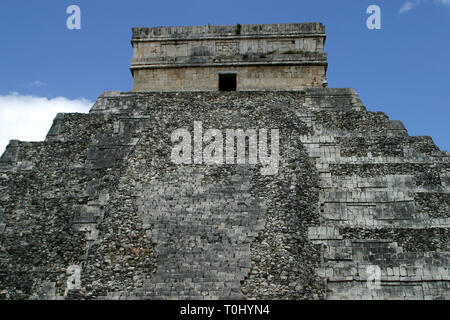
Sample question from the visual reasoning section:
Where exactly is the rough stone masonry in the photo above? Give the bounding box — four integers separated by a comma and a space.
131, 23, 327, 91
0, 23, 448, 300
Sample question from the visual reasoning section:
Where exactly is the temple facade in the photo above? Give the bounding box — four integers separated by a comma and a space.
130, 23, 328, 92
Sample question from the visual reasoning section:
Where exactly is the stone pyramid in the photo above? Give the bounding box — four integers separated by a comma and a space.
0, 89, 448, 300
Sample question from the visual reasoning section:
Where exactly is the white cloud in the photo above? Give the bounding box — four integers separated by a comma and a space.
0, 93, 93, 156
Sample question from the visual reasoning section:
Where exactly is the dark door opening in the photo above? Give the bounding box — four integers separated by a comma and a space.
218, 73, 237, 91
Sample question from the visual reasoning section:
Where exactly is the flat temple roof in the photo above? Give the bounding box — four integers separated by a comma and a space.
132, 23, 326, 42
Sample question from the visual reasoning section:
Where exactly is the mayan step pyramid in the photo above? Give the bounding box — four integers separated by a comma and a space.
0, 23, 448, 300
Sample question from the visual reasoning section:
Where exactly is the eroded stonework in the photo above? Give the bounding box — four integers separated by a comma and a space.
0, 89, 448, 300
131, 23, 327, 92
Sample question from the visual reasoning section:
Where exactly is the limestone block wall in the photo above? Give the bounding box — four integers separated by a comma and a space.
132, 65, 326, 92
300, 89, 450, 299
132, 37, 324, 60
130, 23, 328, 92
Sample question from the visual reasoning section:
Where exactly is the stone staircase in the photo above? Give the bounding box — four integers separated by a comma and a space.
103, 166, 266, 299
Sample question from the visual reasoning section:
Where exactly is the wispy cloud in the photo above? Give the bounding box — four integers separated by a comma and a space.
0, 93, 92, 155
399, 0, 426, 13
29, 80, 47, 87
435, 0, 450, 6
400, 0, 450, 13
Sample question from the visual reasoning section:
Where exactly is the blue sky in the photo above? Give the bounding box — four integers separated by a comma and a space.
0, 0, 449, 152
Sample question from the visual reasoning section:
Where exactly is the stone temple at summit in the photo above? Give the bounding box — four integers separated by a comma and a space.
0, 23, 449, 300
130, 23, 328, 91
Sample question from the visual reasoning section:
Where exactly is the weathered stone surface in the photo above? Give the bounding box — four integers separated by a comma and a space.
301, 89, 449, 299
0, 89, 448, 300
131, 23, 328, 92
